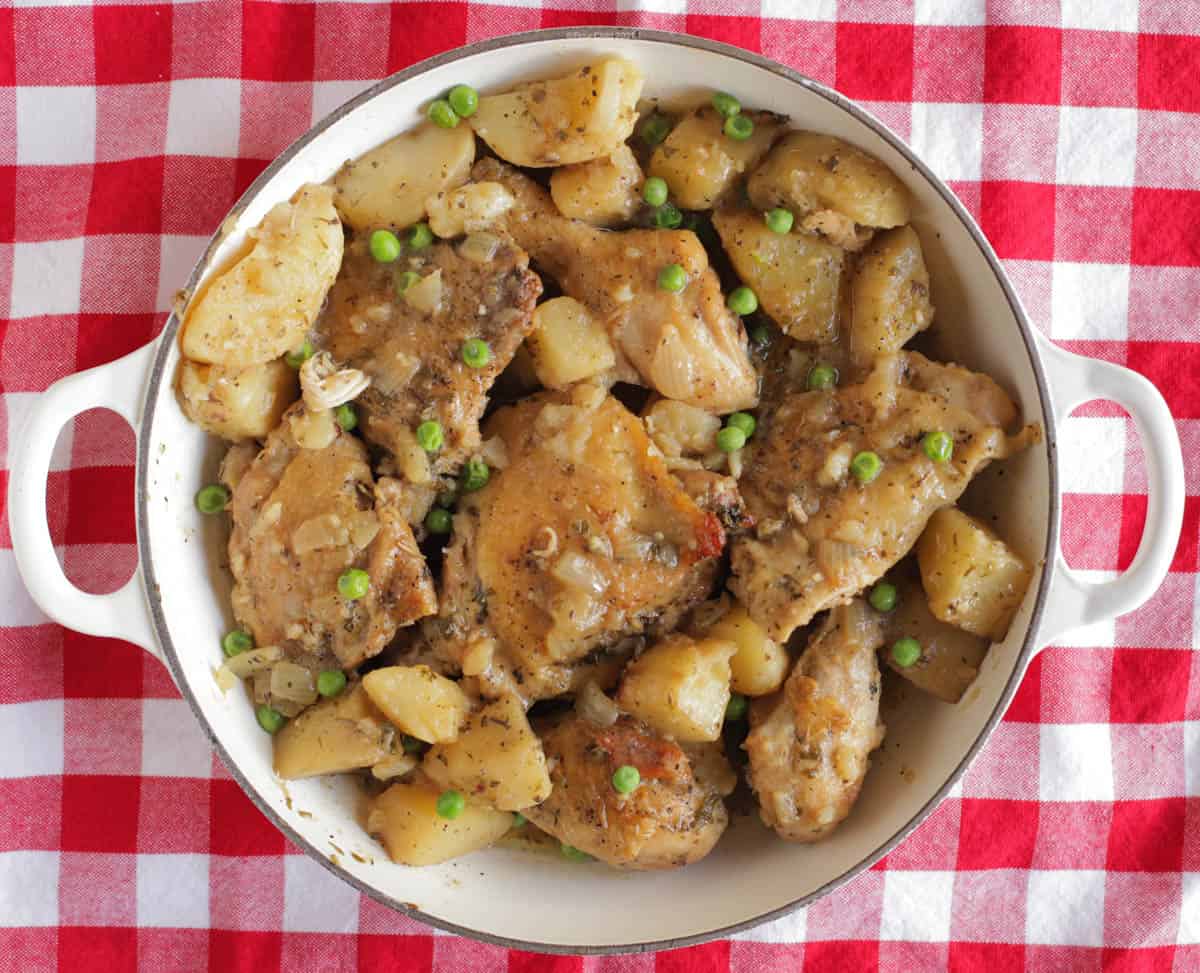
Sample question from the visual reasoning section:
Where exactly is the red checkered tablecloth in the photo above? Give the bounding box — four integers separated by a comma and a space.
2, 2, 1199, 970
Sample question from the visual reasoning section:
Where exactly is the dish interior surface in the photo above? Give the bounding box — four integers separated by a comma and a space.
139, 32, 1053, 950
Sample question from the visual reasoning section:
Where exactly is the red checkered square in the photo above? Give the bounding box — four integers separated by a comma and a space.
884, 798, 960, 869
1111, 725, 1187, 800
209, 780, 286, 857
94, 5, 172, 85
1126, 341, 1200, 420
137, 778, 210, 853
210, 857, 285, 931
62, 630, 143, 699
957, 799, 1040, 868
80, 237, 162, 314
879, 942, 948, 970
731, 942, 803, 972
0, 315, 80, 391
70, 404, 137, 471
541, 9, 629, 30
913, 26, 985, 102
1025, 945, 1103, 972
980, 181, 1056, 260
238, 80, 314, 161
466, 5, 542, 42
210, 929, 283, 973
1104, 874, 1182, 948
0, 777, 63, 852
63, 467, 135, 546
387, 3, 467, 72
0, 623, 64, 704
1032, 801, 1113, 869
1005, 650, 1043, 722
1110, 650, 1191, 723
1054, 185, 1133, 263
95, 84, 170, 163
1119, 515, 1196, 603
60, 776, 140, 853
686, 16, 763, 53
86, 158, 165, 235
1136, 112, 1200, 192
1183, 798, 1200, 871
0, 165, 13, 242
73, 312, 159, 373
803, 941, 879, 970
0, 8, 14, 87
981, 103, 1058, 182
240, 2, 314, 82
1061, 30, 1137, 108
1107, 798, 1187, 871
0, 929, 56, 973
1040, 644, 1113, 723
948, 870, 1030, 943
59, 851, 136, 926
806, 870, 884, 939
13, 7, 94, 86
860, 101, 912, 140
281, 932, 358, 971
659, 942, 731, 972
14, 166, 92, 243
62, 542, 137, 598
314, 3, 390, 81
762, 19, 837, 88
1131, 189, 1200, 267
171, 1, 240, 78
358, 934, 436, 972
1061, 493, 1122, 571
58, 927, 136, 973
835, 23, 914, 101
947, 179, 982, 222
142, 650, 183, 700
948, 942, 1026, 972
431, 935, 509, 973
1138, 35, 1200, 113
63, 698, 142, 776
161, 156, 240, 236
138, 929, 209, 971
985, 26, 1062, 104
962, 722, 1040, 799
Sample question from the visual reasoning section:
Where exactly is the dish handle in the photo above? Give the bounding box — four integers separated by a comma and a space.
7, 343, 161, 659
1035, 331, 1185, 646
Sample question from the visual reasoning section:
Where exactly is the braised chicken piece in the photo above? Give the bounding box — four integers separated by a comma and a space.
425, 383, 724, 704
315, 232, 541, 479
228, 406, 437, 669
730, 352, 1037, 642
473, 158, 759, 413
745, 600, 885, 842
526, 713, 731, 869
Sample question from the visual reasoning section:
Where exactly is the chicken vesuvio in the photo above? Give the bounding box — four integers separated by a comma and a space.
177, 60, 1039, 870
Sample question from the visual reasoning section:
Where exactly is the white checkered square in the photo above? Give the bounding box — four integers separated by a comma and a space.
880, 870, 955, 942
1056, 107, 1138, 187
0, 699, 63, 778
1039, 724, 1114, 802
166, 78, 242, 157
311, 80, 373, 128
0, 551, 53, 629
0, 852, 59, 927
9, 237, 85, 318
282, 855, 362, 934
914, 0, 985, 25
910, 102, 983, 182
1181, 872, 1200, 945
1050, 261, 1130, 342
155, 235, 209, 313
16, 87, 95, 165
141, 699, 215, 778
1026, 870, 1107, 946
761, 0, 836, 18
1057, 416, 1127, 494
1185, 721, 1200, 798
737, 905, 808, 943
137, 854, 210, 928
1061, 0, 1139, 32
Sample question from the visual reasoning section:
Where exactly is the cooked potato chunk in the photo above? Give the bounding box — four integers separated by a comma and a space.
178, 358, 297, 441
848, 225, 933, 367
181, 184, 343, 368
423, 694, 551, 810
362, 665, 471, 744
883, 575, 990, 703
648, 107, 783, 210
368, 777, 513, 866
712, 205, 844, 342
643, 399, 721, 459
526, 297, 616, 388
333, 123, 475, 231
426, 182, 515, 239
550, 144, 643, 226
470, 58, 644, 167
706, 601, 789, 697
916, 508, 1033, 641
617, 634, 735, 742
273, 683, 393, 780
747, 132, 910, 228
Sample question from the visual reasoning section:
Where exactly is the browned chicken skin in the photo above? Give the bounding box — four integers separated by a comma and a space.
474, 157, 759, 413
228, 407, 437, 669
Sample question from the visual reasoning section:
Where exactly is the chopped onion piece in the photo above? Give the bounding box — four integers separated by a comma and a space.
551, 550, 609, 595
215, 645, 282, 692
404, 269, 443, 315
371, 754, 419, 781
576, 681, 620, 727
270, 661, 318, 706
458, 232, 501, 264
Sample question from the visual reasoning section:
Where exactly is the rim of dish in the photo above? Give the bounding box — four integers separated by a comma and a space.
135, 26, 1060, 955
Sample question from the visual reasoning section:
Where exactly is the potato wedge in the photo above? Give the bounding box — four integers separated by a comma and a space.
916, 508, 1033, 641
848, 225, 933, 367
423, 694, 551, 810
550, 144, 643, 227
747, 131, 910, 228
470, 58, 644, 167
648, 107, 784, 210
273, 683, 393, 780
362, 665, 471, 744
178, 358, 298, 441
181, 184, 343, 368
367, 778, 513, 866
333, 123, 475, 232
526, 297, 616, 388
617, 634, 735, 742
706, 601, 789, 697
712, 205, 844, 342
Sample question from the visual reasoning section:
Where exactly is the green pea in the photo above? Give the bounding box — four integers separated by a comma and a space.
424, 507, 452, 535
726, 412, 757, 439
868, 581, 898, 613
642, 176, 669, 207
560, 842, 590, 862
407, 223, 433, 250
396, 270, 422, 294
716, 426, 746, 453
511, 812, 527, 828
851, 450, 882, 484
725, 693, 748, 721
335, 403, 358, 432
765, 207, 794, 234
923, 430, 954, 463
369, 229, 401, 263
462, 337, 492, 369
652, 202, 683, 229
638, 113, 672, 146
256, 705, 285, 734
749, 323, 772, 349
727, 286, 758, 316
195, 483, 230, 515
891, 637, 921, 668
806, 363, 839, 391
436, 789, 465, 819
285, 340, 314, 368
337, 568, 370, 600
317, 669, 347, 698
711, 91, 741, 118
447, 84, 479, 119
221, 629, 253, 658
461, 457, 490, 492
658, 263, 687, 293
427, 99, 459, 128
416, 420, 444, 452
724, 114, 754, 141
611, 765, 641, 794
